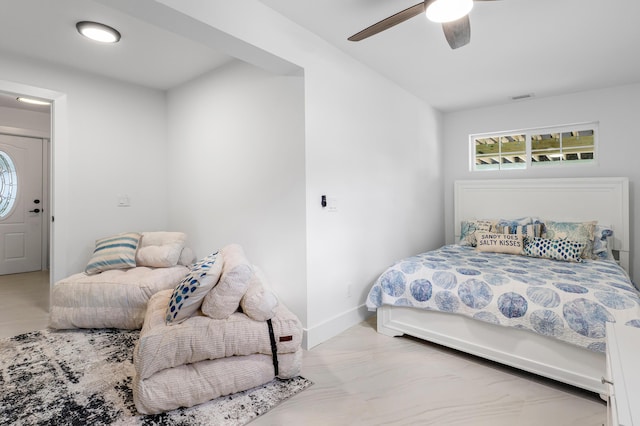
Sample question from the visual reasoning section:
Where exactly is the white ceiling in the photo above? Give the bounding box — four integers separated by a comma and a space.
260, 0, 640, 112
1, 1, 639, 114
0, 0, 233, 111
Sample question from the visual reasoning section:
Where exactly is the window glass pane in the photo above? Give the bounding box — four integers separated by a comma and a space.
562, 130, 595, 163
0, 151, 18, 218
475, 137, 500, 170
531, 133, 560, 162
499, 135, 526, 170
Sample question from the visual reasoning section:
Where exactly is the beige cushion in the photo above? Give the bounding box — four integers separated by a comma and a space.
177, 247, 196, 266
49, 265, 188, 330
133, 349, 302, 415
201, 244, 252, 319
135, 231, 187, 268
240, 266, 279, 321
475, 232, 524, 255
136, 289, 302, 380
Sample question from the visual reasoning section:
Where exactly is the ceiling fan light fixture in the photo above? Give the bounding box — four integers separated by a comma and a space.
426, 0, 474, 23
76, 21, 121, 43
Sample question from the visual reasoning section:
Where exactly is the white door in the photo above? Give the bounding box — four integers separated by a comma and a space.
0, 134, 43, 274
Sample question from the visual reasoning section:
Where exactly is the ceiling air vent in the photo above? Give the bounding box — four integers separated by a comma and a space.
511, 93, 534, 101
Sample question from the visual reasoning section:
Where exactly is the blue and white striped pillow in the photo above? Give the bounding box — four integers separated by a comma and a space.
85, 232, 141, 275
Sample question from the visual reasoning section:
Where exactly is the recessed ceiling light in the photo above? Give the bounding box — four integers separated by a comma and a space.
16, 97, 51, 106
426, 0, 474, 23
76, 21, 121, 43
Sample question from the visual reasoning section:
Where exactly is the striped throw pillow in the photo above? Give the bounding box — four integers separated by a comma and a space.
495, 223, 542, 238
85, 232, 141, 275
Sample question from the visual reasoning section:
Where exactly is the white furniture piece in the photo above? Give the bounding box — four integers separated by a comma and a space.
377, 177, 631, 395
605, 321, 640, 426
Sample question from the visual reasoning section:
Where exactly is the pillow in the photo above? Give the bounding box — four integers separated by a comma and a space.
523, 236, 585, 263
475, 232, 524, 255
592, 225, 614, 261
135, 231, 187, 268
543, 220, 596, 259
178, 247, 197, 266
165, 251, 223, 324
201, 244, 253, 320
459, 219, 497, 247
240, 266, 279, 321
494, 223, 542, 238
495, 217, 533, 228
85, 232, 141, 275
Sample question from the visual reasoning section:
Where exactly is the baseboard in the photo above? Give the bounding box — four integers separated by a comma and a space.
302, 303, 373, 350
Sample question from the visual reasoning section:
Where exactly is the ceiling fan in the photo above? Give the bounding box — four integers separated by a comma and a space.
348, 0, 499, 49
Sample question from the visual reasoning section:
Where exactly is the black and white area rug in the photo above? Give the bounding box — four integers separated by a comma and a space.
0, 328, 312, 425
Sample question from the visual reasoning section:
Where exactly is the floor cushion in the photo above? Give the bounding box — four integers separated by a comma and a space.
136, 289, 302, 379
133, 349, 302, 415
49, 265, 188, 330
132, 288, 303, 414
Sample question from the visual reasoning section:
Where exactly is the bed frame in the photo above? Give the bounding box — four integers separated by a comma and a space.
377, 177, 630, 395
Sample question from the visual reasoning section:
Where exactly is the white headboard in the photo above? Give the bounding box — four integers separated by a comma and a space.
454, 177, 630, 272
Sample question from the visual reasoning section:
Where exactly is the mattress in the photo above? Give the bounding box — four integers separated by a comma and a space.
49, 265, 189, 330
367, 244, 640, 352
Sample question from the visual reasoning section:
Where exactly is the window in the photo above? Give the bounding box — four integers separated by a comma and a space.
0, 151, 17, 218
474, 134, 526, 171
471, 123, 597, 172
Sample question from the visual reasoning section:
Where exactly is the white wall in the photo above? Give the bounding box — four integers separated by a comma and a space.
442, 83, 640, 282
166, 60, 307, 324
0, 52, 170, 281
2, 1, 444, 349
153, 0, 444, 346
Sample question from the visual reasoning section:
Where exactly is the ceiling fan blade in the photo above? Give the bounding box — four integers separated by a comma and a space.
442, 15, 471, 49
348, 2, 425, 41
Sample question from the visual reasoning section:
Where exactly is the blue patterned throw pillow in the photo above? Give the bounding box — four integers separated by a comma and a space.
85, 232, 141, 275
459, 219, 497, 247
592, 225, 614, 261
523, 236, 585, 263
542, 220, 596, 259
166, 252, 223, 324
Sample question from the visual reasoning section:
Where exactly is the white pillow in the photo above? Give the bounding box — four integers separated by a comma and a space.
136, 231, 187, 267
201, 244, 252, 320
475, 232, 524, 255
240, 266, 279, 321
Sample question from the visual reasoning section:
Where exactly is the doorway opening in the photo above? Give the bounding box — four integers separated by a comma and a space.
0, 90, 53, 332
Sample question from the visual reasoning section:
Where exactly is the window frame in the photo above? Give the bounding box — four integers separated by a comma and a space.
469, 122, 598, 172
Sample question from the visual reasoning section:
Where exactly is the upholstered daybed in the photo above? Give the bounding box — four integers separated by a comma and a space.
49, 231, 195, 330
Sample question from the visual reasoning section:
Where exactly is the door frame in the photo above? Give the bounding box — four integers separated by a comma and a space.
0, 79, 69, 289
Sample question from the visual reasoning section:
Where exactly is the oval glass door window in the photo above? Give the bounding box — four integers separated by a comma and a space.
0, 151, 18, 218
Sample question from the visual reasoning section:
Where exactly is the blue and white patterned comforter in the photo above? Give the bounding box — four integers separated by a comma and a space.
366, 245, 640, 352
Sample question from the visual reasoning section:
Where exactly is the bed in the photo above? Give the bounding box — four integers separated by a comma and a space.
367, 177, 637, 395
